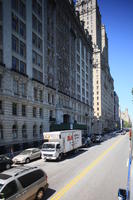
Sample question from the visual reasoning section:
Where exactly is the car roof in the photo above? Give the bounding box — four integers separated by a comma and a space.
0, 166, 39, 178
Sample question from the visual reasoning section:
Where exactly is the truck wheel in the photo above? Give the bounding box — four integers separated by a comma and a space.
58, 154, 62, 161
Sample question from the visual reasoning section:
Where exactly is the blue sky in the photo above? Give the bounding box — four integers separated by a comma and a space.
97, 0, 133, 121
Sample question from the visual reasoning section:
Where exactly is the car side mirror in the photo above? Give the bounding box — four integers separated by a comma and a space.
118, 189, 127, 200
0, 193, 5, 199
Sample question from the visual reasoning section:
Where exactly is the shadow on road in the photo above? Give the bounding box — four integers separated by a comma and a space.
44, 188, 56, 199
65, 149, 88, 160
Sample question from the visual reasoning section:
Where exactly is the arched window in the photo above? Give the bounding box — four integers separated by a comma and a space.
0, 124, 3, 139
33, 124, 37, 137
12, 124, 18, 139
40, 124, 43, 135
22, 124, 27, 138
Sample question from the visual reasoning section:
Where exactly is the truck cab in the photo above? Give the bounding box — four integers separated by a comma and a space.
41, 142, 62, 160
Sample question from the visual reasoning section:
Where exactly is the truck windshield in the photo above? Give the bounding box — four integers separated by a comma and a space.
42, 143, 55, 149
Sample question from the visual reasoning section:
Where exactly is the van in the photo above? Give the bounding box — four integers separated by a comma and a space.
0, 166, 48, 200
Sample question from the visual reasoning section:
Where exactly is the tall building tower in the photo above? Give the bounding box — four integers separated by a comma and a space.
76, 0, 115, 133
76, 0, 101, 49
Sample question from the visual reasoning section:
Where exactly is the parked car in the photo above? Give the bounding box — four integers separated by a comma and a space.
121, 130, 126, 135
0, 155, 13, 171
95, 134, 102, 143
12, 148, 41, 164
0, 166, 48, 200
91, 134, 102, 143
82, 137, 92, 147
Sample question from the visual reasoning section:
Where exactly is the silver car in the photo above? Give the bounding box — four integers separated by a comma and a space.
12, 148, 41, 164
0, 166, 48, 200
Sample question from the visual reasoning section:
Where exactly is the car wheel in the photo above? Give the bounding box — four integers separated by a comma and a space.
25, 158, 30, 163
5, 163, 11, 170
36, 188, 44, 200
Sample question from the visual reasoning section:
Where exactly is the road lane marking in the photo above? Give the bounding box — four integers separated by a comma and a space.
50, 137, 124, 200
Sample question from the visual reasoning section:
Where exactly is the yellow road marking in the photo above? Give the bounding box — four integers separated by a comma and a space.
50, 137, 123, 200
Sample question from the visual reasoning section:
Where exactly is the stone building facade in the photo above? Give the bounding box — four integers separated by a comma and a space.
76, 0, 115, 134
114, 91, 120, 129
0, 0, 93, 154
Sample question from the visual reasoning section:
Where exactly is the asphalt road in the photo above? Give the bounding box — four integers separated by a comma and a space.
28, 133, 129, 200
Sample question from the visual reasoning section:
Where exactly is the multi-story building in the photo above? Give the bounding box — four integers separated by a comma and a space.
0, 0, 93, 154
120, 108, 132, 126
114, 91, 120, 129
45, 0, 93, 135
76, 0, 115, 133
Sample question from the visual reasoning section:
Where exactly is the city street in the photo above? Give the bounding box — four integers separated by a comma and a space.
27, 133, 129, 200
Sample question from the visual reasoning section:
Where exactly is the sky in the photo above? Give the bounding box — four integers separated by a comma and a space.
97, 0, 133, 121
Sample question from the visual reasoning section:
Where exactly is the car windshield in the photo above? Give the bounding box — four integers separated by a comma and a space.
42, 143, 55, 149
20, 150, 32, 155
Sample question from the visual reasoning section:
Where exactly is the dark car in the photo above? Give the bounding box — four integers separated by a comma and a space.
0, 155, 13, 171
82, 137, 92, 147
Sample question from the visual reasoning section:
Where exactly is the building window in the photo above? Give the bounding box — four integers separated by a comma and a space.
12, 13, 18, 32
0, 100, 2, 113
52, 95, 54, 105
22, 105, 26, 116
48, 93, 51, 104
13, 79, 19, 95
22, 124, 27, 138
19, 21, 26, 39
12, 103, 17, 115
20, 41, 26, 57
12, 0, 19, 12
39, 90, 43, 102
40, 124, 43, 135
12, 124, 18, 138
32, 32, 37, 47
12, 56, 19, 71
0, 74, 2, 88
12, 35, 19, 53
33, 124, 37, 137
38, 37, 42, 51
0, 26, 2, 46
38, 21, 42, 35
19, 0, 26, 20
22, 82, 26, 97
32, 51, 37, 64
0, 50, 2, 63
33, 107, 36, 117
37, 54, 42, 67
34, 87, 38, 100
20, 61, 26, 74
33, 68, 43, 82
39, 108, 43, 118
0, 1, 2, 21
0, 124, 3, 139
32, 14, 38, 31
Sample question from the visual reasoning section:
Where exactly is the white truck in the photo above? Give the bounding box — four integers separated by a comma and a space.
41, 130, 82, 161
